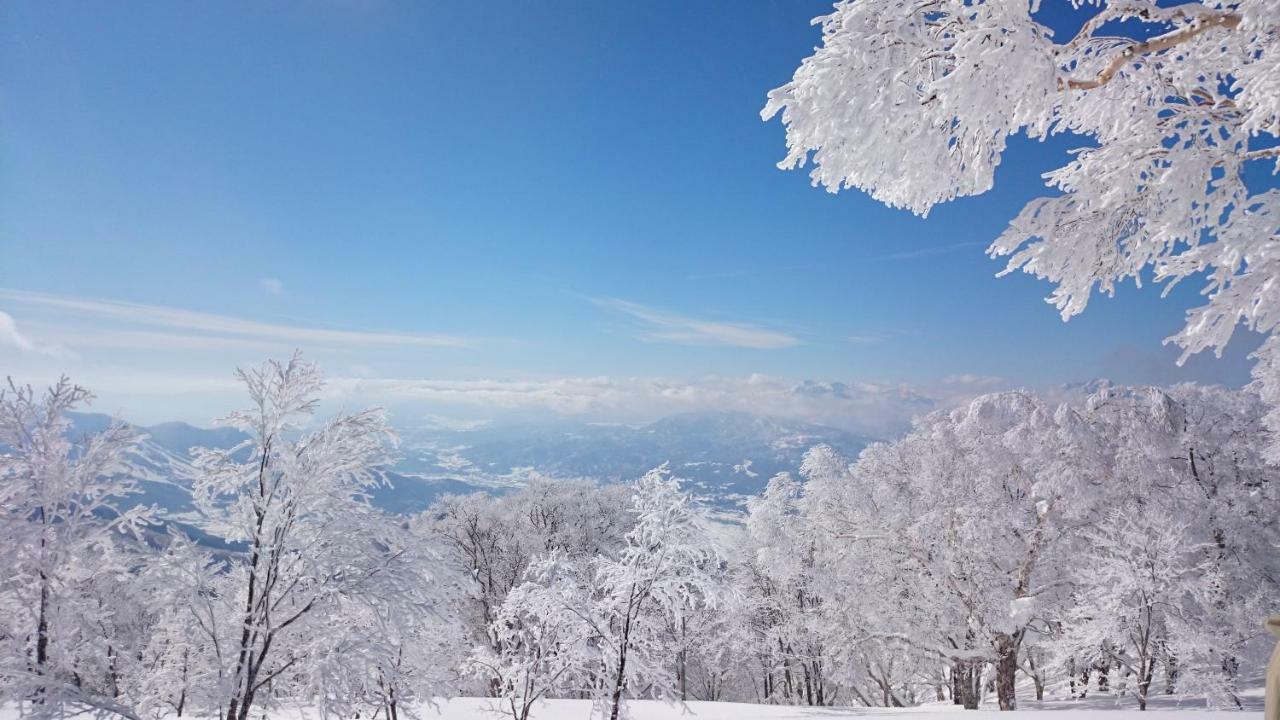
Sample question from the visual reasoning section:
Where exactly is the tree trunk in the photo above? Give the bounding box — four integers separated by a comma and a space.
1023, 648, 1045, 701
1164, 654, 1178, 695
33, 510, 50, 703
608, 602, 634, 720
106, 644, 119, 697
33, 572, 49, 704
781, 644, 794, 701
954, 658, 982, 710
677, 619, 687, 702
995, 633, 1021, 710
968, 659, 983, 710
1136, 655, 1155, 711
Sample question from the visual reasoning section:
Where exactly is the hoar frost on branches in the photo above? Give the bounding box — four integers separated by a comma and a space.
799, 392, 1098, 711
190, 354, 450, 720
472, 466, 724, 720
741, 473, 838, 707
763, 0, 1280, 455
0, 367, 1273, 715
793, 385, 1278, 711
428, 476, 635, 698
0, 359, 459, 720
0, 378, 153, 719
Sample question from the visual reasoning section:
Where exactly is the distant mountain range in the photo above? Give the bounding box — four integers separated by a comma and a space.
64, 410, 875, 523
394, 411, 874, 506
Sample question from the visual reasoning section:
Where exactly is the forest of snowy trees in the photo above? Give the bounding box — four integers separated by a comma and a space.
4, 0, 1279, 717
2, 356, 1277, 720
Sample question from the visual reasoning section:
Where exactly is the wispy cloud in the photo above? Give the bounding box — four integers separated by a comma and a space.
0, 288, 476, 350
875, 241, 986, 262
259, 277, 286, 296
593, 298, 800, 349
942, 373, 1007, 388
0, 310, 68, 358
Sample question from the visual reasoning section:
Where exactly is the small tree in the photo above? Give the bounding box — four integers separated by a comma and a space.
467, 554, 592, 720
1064, 511, 1200, 710
481, 467, 723, 720
743, 473, 835, 706
429, 477, 634, 695
134, 531, 225, 718
190, 353, 422, 720
0, 377, 152, 719
587, 467, 723, 720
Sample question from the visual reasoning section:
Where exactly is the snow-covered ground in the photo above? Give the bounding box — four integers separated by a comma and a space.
0, 695, 1267, 720
416, 696, 1267, 720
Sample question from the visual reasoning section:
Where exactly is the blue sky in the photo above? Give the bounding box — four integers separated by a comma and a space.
0, 1, 1264, 431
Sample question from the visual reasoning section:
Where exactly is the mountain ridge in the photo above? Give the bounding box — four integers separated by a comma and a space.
61, 409, 873, 517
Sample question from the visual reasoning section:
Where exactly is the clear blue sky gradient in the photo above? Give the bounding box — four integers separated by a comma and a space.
0, 0, 1268, 423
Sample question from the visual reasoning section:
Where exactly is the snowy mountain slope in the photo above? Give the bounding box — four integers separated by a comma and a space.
65, 412, 246, 518
58, 410, 872, 524
396, 410, 874, 506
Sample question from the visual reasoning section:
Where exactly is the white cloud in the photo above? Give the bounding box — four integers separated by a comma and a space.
2, 354, 987, 438
593, 298, 799, 349
0, 364, 941, 435
0, 310, 67, 358
259, 277, 286, 296
942, 373, 1006, 388
325, 374, 935, 437
0, 288, 476, 350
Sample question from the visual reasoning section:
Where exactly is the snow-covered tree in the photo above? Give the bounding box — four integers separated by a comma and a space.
668, 584, 744, 702
427, 477, 634, 694
741, 472, 837, 706
4, 365, 1272, 716
467, 554, 594, 720
1061, 510, 1200, 710
788, 384, 1275, 711
764, 0, 1280, 453
133, 531, 226, 718
799, 392, 1107, 710
1078, 383, 1280, 707
188, 353, 439, 720
0, 377, 152, 719
297, 527, 456, 720
588, 466, 724, 720
478, 467, 723, 720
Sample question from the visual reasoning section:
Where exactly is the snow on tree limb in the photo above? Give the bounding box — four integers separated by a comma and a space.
764, 0, 1280, 455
